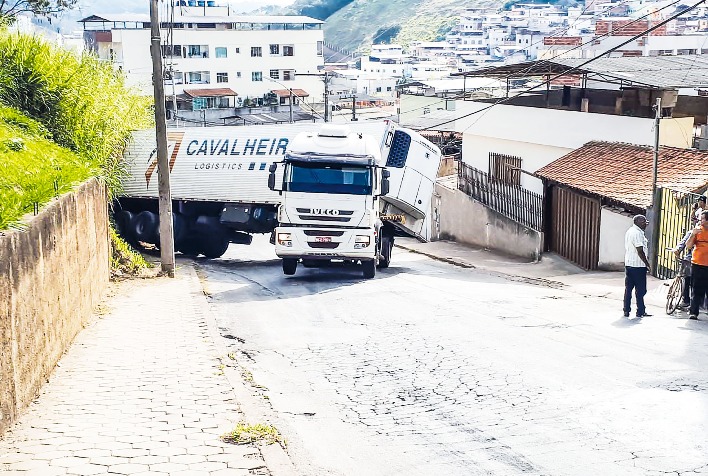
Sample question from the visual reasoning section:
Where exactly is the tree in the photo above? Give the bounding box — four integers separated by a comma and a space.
0, 0, 77, 18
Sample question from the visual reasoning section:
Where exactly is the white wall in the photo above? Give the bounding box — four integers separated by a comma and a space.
448, 100, 667, 194
95, 23, 324, 103
599, 208, 634, 270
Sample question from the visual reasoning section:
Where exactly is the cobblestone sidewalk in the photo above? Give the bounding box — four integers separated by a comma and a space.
0, 264, 271, 476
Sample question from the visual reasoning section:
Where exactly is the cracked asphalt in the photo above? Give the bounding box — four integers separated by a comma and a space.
200, 236, 708, 476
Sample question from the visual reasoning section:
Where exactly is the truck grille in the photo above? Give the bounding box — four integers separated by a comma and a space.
307, 242, 340, 249
303, 230, 345, 236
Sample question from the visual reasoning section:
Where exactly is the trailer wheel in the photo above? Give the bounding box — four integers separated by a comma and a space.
283, 258, 298, 276
377, 236, 392, 269
131, 211, 159, 244
362, 259, 376, 279
201, 234, 230, 259
114, 210, 134, 238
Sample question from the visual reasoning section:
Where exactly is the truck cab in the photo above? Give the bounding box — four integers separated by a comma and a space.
269, 125, 390, 279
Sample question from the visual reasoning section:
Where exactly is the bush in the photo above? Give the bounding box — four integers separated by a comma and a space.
0, 30, 153, 194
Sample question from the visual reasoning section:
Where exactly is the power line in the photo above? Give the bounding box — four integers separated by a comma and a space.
419, 0, 706, 132
401, 0, 685, 117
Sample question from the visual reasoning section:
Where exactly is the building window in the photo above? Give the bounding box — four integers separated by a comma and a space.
252, 71, 263, 81
283, 70, 293, 80
161, 44, 182, 57
270, 69, 280, 79
187, 45, 208, 58
489, 152, 522, 186
283, 45, 294, 56
215, 47, 227, 58
236, 72, 241, 78
251, 46, 262, 57
270, 44, 280, 55
317, 40, 323, 56
217, 72, 228, 83
235, 47, 240, 53
386, 86, 392, 91
187, 71, 209, 84
376, 86, 382, 92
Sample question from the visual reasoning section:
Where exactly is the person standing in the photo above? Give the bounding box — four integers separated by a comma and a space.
673, 229, 694, 307
686, 210, 708, 320
624, 215, 652, 318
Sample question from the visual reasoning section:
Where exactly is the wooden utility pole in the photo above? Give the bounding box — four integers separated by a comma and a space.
289, 89, 294, 123
351, 94, 358, 122
150, 0, 175, 277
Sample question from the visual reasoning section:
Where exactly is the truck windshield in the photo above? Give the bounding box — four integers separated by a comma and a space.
286, 162, 372, 195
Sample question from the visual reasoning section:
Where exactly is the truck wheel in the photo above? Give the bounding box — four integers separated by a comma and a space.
201, 234, 230, 259
362, 259, 376, 279
283, 258, 298, 276
177, 237, 201, 257
131, 211, 159, 244
377, 236, 392, 269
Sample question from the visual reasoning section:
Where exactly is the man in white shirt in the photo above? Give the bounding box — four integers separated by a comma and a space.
624, 215, 652, 318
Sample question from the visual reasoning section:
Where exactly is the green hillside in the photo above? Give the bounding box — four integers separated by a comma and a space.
290, 0, 503, 52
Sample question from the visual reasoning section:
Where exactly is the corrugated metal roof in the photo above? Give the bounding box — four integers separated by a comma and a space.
454, 55, 708, 89
554, 55, 708, 88
536, 141, 708, 209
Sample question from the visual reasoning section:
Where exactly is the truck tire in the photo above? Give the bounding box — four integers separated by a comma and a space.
362, 259, 376, 279
377, 236, 392, 269
115, 210, 133, 238
177, 237, 202, 257
200, 234, 230, 259
283, 258, 298, 276
131, 211, 159, 244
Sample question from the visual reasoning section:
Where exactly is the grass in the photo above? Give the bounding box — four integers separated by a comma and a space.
0, 104, 95, 229
0, 29, 152, 232
222, 422, 285, 446
110, 227, 153, 278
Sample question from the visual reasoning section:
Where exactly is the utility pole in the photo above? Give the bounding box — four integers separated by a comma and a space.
289, 88, 294, 123
323, 72, 329, 123
651, 96, 662, 204
351, 94, 357, 122
149, 0, 175, 277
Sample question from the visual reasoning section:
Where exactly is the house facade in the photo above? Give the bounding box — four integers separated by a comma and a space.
80, 7, 325, 123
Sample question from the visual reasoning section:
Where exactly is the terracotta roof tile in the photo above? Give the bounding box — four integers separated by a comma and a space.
535, 141, 708, 209
183, 88, 237, 98
271, 88, 309, 98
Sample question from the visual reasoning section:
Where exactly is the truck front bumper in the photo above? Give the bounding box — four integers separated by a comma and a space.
274, 227, 376, 261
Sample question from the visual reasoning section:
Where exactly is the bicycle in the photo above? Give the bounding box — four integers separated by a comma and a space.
665, 251, 691, 315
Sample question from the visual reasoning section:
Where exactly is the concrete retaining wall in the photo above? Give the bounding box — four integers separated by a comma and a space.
0, 179, 110, 435
435, 182, 542, 261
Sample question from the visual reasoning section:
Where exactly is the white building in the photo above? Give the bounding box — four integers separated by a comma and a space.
80, 6, 325, 122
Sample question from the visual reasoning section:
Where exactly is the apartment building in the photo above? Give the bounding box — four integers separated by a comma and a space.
80, 4, 324, 123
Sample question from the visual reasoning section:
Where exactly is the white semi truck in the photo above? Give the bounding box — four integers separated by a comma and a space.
116, 122, 440, 269
268, 123, 442, 278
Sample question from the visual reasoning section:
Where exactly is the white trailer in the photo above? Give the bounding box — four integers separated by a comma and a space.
116, 122, 429, 259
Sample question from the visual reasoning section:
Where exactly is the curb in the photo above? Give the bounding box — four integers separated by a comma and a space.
191, 262, 299, 476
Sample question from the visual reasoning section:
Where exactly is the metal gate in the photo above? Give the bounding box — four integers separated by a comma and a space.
550, 186, 601, 270
653, 187, 701, 279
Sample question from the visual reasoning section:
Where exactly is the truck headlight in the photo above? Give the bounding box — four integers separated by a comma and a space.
277, 232, 292, 247
354, 235, 370, 249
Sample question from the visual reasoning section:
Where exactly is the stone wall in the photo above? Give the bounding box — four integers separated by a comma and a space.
0, 179, 110, 435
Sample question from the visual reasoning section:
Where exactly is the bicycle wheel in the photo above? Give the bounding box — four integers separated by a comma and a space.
666, 276, 685, 315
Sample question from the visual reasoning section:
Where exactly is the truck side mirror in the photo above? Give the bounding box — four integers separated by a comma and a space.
381, 178, 390, 196
268, 163, 278, 191
382, 169, 391, 179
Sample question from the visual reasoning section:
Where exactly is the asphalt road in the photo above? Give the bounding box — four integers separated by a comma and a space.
197, 235, 708, 476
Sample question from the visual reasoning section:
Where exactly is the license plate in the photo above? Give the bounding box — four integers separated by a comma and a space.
315, 236, 332, 243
